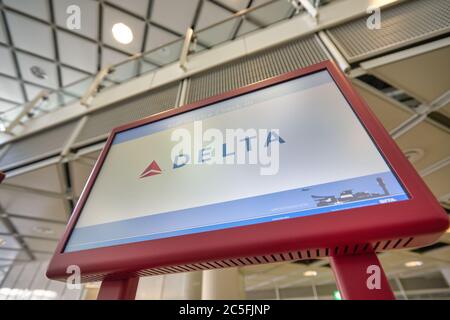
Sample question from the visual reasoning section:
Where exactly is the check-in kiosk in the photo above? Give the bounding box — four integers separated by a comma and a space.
47, 61, 449, 300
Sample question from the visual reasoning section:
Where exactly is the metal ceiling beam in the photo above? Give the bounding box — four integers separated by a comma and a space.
56, 162, 74, 218
390, 91, 450, 139
420, 156, 450, 178
360, 37, 450, 71
179, 28, 194, 71
191, 0, 205, 30
97, 0, 104, 73
318, 31, 350, 73
230, 0, 253, 41
48, 0, 64, 108
296, 0, 319, 19
140, 0, 154, 54
80, 65, 112, 107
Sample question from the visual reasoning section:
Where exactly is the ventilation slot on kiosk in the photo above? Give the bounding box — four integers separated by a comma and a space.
75, 237, 419, 282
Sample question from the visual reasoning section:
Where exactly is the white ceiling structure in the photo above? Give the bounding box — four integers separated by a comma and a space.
0, 0, 285, 128
0, 0, 449, 299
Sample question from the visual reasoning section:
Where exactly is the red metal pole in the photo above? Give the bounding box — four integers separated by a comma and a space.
97, 277, 139, 300
330, 252, 395, 300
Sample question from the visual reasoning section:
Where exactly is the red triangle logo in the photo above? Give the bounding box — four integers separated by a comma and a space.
140, 160, 162, 178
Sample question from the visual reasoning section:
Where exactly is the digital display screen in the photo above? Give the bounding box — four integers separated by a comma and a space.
64, 70, 409, 252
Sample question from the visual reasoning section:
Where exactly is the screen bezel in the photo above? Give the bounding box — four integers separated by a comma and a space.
47, 61, 448, 281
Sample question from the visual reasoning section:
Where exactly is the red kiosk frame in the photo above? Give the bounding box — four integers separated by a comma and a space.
46, 61, 449, 300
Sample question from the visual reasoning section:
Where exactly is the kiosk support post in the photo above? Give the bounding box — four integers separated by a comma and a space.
330, 252, 395, 300
97, 277, 139, 300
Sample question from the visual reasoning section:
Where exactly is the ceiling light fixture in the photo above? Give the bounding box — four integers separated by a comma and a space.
405, 260, 423, 268
303, 270, 317, 277
0, 238, 6, 247
112, 23, 133, 44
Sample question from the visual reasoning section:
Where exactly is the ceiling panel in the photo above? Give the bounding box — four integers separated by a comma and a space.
423, 245, 450, 262
245, 0, 292, 26
53, 0, 99, 40
60, 66, 90, 87
24, 83, 73, 117
0, 189, 68, 222
0, 14, 7, 44
70, 149, 102, 200
395, 120, 450, 172
440, 102, 450, 119
57, 30, 98, 73
196, 1, 233, 30
0, 46, 16, 77
3, 0, 50, 21
70, 160, 95, 199
422, 164, 450, 200
102, 5, 145, 54
22, 237, 58, 253
24, 83, 75, 115
0, 0, 305, 118
0, 249, 23, 260
377, 251, 438, 273
352, 79, 413, 131
145, 25, 179, 52
24, 84, 47, 102
0, 75, 24, 103
101, 48, 138, 81
32, 252, 53, 261
151, 0, 199, 34
63, 76, 94, 97
107, 0, 149, 17
236, 20, 259, 37
369, 45, 450, 104
5, 11, 54, 59
0, 220, 9, 233
16, 52, 59, 89
215, 0, 251, 11
3, 164, 63, 193
78, 148, 102, 159
0, 100, 18, 113
140, 60, 158, 74
0, 106, 21, 122
9, 217, 66, 241
143, 39, 182, 65
196, 17, 239, 47
0, 260, 12, 268
101, 47, 129, 67
252, 0, 274, 6
0, 234, 22, 250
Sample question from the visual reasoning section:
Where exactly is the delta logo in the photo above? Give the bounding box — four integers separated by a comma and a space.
139, 129, 285, 178
139, 160, 162, 178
